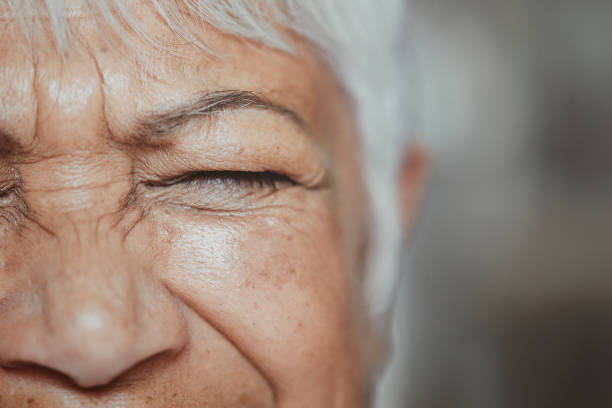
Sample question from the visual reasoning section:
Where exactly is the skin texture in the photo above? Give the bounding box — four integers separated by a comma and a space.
0, 3, 378, 407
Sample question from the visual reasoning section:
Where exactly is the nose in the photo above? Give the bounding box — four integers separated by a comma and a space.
0, 220, 188, 388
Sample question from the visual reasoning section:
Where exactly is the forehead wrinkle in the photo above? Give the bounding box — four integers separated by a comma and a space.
0, 40, 38, 153
82, 37, 117, 152
21, 39, 116, 159
9, 4, 324, 154
45, 75, 98, 117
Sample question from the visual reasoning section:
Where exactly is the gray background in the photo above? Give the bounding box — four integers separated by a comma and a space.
377, 1, 612, 407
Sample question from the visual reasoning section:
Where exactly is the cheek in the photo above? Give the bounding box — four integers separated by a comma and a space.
146, 195, 357, 384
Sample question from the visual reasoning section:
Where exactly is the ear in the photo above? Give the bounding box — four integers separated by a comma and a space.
399, 144, 429, 231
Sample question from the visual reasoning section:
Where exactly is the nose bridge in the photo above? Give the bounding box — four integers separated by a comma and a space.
54, 203, 128, 259
37, 217, 142, 361
19, 150, 140, 324
47, 219, 138, 328
40, 244, 135, 370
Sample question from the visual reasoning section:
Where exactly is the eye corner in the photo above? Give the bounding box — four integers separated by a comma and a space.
0, 176, 20, 199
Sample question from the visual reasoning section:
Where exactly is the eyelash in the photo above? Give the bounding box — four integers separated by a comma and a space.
147, 171, 296, 190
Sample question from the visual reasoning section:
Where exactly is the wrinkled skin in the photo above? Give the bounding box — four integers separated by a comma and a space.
0, 3, 375, 407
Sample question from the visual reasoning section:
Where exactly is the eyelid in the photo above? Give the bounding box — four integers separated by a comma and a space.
138, 110, 329, 188
145, 170, 297, 189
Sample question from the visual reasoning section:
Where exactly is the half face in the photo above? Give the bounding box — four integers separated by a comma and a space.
0, 3, 370, 408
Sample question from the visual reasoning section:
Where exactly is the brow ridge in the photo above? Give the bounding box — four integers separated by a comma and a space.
130, 89, 307, 146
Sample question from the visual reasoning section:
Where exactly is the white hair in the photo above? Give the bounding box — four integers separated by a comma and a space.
2, 0, 412, 337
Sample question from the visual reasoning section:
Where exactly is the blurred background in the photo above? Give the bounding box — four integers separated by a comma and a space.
376, 0, 612, 407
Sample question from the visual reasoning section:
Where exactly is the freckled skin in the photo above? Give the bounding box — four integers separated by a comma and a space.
0, 3, 371, 407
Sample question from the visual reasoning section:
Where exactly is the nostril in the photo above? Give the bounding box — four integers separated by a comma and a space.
2, 348, 182, 389
1, 360, 77, 388
0, 294, 189, 389
43, 346, 181, 388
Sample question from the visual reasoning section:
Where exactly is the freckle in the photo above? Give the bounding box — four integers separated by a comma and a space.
241, 278, 255, 289
27, 398, 34, 404
146, 396, 153, 403
253, 301, 260, 310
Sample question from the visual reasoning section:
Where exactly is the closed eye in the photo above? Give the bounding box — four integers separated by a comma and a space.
147, 171, 297, 190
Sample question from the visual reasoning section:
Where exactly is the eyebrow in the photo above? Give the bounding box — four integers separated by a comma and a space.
0, 90, 308, 153
128, 90, 309, 146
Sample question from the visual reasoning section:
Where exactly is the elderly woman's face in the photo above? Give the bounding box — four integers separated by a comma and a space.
0, 5, 372, 408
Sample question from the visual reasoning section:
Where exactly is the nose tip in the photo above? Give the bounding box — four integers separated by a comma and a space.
0, 302, 187, 389
38, 310, 185, 388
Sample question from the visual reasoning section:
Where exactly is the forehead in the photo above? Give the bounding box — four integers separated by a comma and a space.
0, 2, 336, 148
